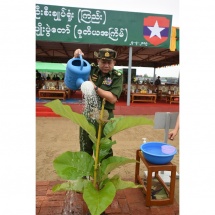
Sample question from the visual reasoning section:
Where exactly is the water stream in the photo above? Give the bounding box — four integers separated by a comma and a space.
62, 190, 92, 215
62, 81, 100, 215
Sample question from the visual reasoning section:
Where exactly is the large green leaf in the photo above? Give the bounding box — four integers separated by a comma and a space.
83, 181, 116, 215
103, 116, 153, 139
100, 156, 137, 178
110, 175, 143, 190
53, 151, 94, 180
45, 99, 96, 137
89, 134, 97, 144
52, 179, 88, 193
92, 138, 116, 162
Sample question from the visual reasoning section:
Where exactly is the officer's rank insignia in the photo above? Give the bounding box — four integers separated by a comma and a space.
114, 70, 122, 76
92, 74, 98, 82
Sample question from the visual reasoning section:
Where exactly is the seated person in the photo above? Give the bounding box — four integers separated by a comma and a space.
46, 74, 51, 80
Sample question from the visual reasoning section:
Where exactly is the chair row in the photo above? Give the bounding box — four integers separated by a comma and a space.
36, 80, 68, 90
123, 84, 179, 94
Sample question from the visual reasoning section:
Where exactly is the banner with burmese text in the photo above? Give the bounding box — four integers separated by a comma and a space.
36, 4, 172, 48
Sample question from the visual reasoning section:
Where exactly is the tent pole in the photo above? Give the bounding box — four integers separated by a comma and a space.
127, 46, 132, 106
153, 67, 156, 84
178, 70, 180, 85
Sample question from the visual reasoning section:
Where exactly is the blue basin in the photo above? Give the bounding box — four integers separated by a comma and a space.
140, 142, 177, 165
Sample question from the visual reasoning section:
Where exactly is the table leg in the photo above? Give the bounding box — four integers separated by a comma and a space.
169, 166, 176, 204
135, 150, 140, 183
145, 167, 153, 206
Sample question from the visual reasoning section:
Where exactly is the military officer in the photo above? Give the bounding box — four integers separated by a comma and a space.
73, 48, 123, 159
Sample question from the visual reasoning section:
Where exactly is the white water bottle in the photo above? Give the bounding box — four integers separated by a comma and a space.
142, 138, 147, 144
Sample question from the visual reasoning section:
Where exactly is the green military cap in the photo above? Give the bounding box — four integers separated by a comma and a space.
94, 48, 117, 60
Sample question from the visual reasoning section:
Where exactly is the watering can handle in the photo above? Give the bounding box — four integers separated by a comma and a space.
79, 54, 84, 70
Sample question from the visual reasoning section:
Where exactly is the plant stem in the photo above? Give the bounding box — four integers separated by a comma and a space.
93, 98, 106, 189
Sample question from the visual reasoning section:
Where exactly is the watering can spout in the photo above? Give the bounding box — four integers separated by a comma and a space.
64, 55, 91, 90
76, 78, 85, 89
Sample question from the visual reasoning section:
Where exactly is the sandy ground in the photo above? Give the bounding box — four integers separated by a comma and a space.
36, 115, 179, 204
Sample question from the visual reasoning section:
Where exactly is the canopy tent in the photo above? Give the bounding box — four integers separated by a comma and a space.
36, 42, 179, 68
36, 62, 67, 73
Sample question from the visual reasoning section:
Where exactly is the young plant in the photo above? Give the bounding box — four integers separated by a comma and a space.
45, 99, 153, 215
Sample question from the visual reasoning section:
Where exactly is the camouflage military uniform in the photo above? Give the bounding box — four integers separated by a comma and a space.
79, 61, 123, 159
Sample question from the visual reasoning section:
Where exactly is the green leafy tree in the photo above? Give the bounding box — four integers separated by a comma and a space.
45, 99, 153, 215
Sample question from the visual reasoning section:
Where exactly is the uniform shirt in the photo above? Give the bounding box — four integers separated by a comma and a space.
90, 64, 123, 111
